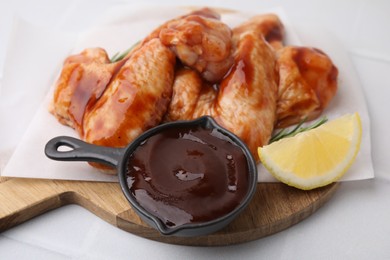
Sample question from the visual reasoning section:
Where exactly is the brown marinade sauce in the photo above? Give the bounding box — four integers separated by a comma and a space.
126, 125, 249, 227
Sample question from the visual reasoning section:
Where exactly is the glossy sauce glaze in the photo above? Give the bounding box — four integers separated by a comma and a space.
292, 47, 338, 112
125, 125, 250, 227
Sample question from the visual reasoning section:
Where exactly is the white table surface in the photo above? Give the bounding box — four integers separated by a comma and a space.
1, 0, 389, 259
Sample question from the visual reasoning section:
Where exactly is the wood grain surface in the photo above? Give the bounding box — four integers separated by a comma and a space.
0, 176, 338, 246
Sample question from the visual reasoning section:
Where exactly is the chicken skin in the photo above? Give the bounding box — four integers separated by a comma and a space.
230, 13, 338, 128
166, 30, 278, 157
142, 7, 221, 43
49, 48, 124, 135
83, 39, 175, 147
163, 67, 206, 122
159, 13, 233, 83
276, 46, 338, 128
232, 13, 285, 50
212, 32, 278, 154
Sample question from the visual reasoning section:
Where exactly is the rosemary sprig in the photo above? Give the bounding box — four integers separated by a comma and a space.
270, 116, 328, 143
110, 41, 140, 63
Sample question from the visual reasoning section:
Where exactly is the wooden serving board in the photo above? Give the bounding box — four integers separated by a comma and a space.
0, 176, 338, 246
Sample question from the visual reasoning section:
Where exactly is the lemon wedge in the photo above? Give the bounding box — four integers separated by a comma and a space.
258, 113, 362, 190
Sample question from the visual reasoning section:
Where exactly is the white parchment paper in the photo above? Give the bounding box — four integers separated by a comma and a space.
1, 6, 374, 182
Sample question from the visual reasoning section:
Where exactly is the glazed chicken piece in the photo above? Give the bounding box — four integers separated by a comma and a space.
142, 7, 220, 43
211, 32, 278, 153
159, 13, 234, 83
49, 48, 124, 135
83, 39, 176, 148
232, 13, 285, 50
166, 30, 278, 157
276, 46, 338, 128
164, 67, 205, 122
165, 14, 282, 156
164, 67, 222, 122
229, 13, 338, 128
50, 39, 175, 172
139, 7, 233, 83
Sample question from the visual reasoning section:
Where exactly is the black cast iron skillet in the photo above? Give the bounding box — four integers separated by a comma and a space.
45, 116, 258, 237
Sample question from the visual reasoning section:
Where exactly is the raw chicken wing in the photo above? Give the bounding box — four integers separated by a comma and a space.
83, 39, 176, 148
276, 46, 338, 128
160, 13, 233, 83
232, 14, 284, 50
49, 48, 125, 135
166, 30, 278, 157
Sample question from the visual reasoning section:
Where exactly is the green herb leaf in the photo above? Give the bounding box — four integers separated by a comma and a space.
270, 116, 328, 143
110, 41, 140, 63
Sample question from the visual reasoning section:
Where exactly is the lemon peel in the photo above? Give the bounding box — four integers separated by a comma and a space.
258, 113, 362, 190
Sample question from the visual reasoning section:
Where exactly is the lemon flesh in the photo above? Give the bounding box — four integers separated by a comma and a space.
258, 113, 362, 190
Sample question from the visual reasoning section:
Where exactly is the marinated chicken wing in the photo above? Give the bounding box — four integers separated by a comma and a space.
136, 8, 233, 83
212, 32, 278, 153
163, 68, 204, 122
159, 13, 233, 83
49, 48, 125, 135
232, 14, 284, 50
142, 7, 220, 43
276, 46, 338, 128
166, 31, 278, 157
83, 39, 176, 148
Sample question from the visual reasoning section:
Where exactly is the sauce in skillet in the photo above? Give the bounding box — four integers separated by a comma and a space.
125, 125, 250, 227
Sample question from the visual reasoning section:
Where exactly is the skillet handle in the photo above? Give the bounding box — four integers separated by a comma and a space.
45, 136, 125, 168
